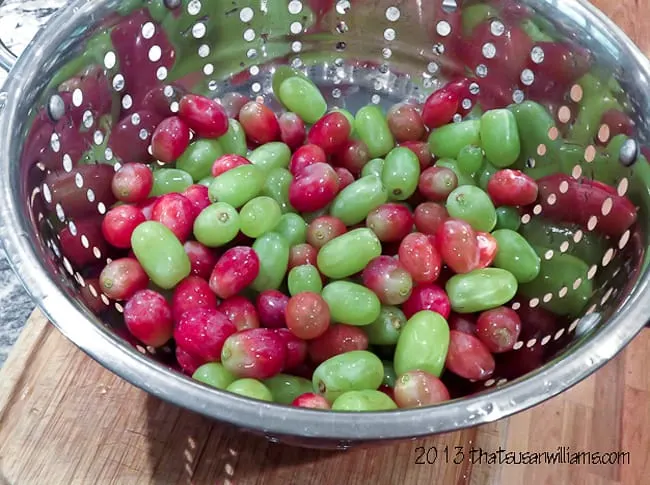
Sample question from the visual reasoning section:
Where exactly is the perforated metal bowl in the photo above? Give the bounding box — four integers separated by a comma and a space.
0, 0, 649, 448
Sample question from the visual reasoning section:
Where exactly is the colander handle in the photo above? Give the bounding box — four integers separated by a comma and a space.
0, 39, 17, 73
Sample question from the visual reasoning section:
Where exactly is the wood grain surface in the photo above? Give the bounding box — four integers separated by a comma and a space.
2, 0, 650, 483
0, 309, 647, 485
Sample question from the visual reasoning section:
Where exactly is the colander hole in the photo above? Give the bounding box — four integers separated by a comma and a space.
157, 67, 168, 80
601, 288, 614, 305
572, 278, 582, 290
83, 111, 94, 128
432, 43, 445, 55
68, 221, 77, 236
530, 46, 544, 64
559, 180, 569, 193
252, 83, 261, 93
372, 94, 381, 104
585, 305, 597, 315
198, 44, 210, 58
584, 145, 596, 162
558, 286, 568, 298
601, 197, 613, 216
554, 328, 565, 340
541, 335, 551, 346
618, 230, 630, 249
529, 298, 539, 308
602, 248, 615, 266
42, 184, 52, 203
336, 1, 350, 14
490, 20, 505, 36
81, 235, 89, 248
72, 89, 83, 107
203, 64, 214, 76
436, 21, 451, 37
243, 28, 256, 42
570, 84, 583, 102
496, 378, 507, 386
136, 345, 147, 354
558, 106, 571, 123
112, 74, 125, 92
598, 124, 610, 143
559, 241, 569, 252
62, 154, 72, 172
548, 126, 559, 140
100, 293, 110, 305
511, 301, 521, 310
543, 292, 553, 303
520, 69, 534, 86
513, 341, 523, 350
115, 303, 124, 313
484, 379, 496, 387
482, 43, 496, 59
142, 22, 156, 39
55, 203, 65, 221
170, 101, 179, 113
332, 88, 341, 98
93, 247, 102, 259
617, 177, 629, 196
521, 213, 531, 224
288, 0, 303, 14
587, 265, 598, 280
292, 42, 302, 53
122, 94, 133, 110
476, 64, 488, 78
63, 257, 74, 275
192, 23, 207, 39
75, 273, 85, 287
384, 28, 396, 41
104, 51, 117, 69
544, 249, 554, 260
148, 45, 163, 62
385, 6, 400, 21
89, 284, 98, 298
573, 229, 583, 243
50, 133, 61, 153
131, 113, 141, 125
571, 164, 583, 179
533, 204, 542, 215
526, 338, 537, 348
587, 215, 598, 231
427, 62, 439, 74
537, 144, 547, 156
290, 22, 303, 34
93, 130, 104, 145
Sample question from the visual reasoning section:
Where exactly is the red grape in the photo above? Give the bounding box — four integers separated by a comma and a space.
306, 216, 347, 249
171, 276, 218, 323
362, 256, 413, 305
211, 154, 251, 177
292, 393, 331, 409
414, 202, 448, 235
174, 307, 237, 363
289, 162, 340, 213
387, 103, 426, 142
419, 166, 458, 202
333, 139, 370, 176
286, 292, 331, 340
366, 203, 414, 242
476, 307, 522, 353
400, 141, 434, 170
99, 258, 149, 301
398, 233, 442, 284
393, 370, 450, 408
308, 324, 369, 364
402, 284, 451, 319
151, 193, 195, 242
209, 246, 260, 299
449, 313, 477, 335
111, 163, 153, 203
279, 112, 306, 150
274, 328, 308, 370
289, 144, 327, 176
182, 184, 211, 218
151, 116, 191, 164
219, 295, 260, 331
435, 219, 480, 274
487, 169, 538, 206
446, 330, 495, 381
421, 87, 459, 129
221, 328, 287, 379
221, 92, 249, 119
289, 243, 318, 269
307, 112, 351, 154
335, 167, 355, 191
256, 290, 289, 329
102, 205, 146, 249
184, 241, 217, 280
179, 94, 229, 138
476, 231, 498, 269
124, 289, 173, 347
239, 101, 281, 145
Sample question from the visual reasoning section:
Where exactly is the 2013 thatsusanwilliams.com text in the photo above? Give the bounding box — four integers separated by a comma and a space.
414, 446, 631, 466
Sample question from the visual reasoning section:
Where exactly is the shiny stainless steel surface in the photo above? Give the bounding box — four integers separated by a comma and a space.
0, 0, 649, 446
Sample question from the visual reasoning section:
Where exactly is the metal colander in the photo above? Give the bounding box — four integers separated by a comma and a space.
0, 0, 649, 448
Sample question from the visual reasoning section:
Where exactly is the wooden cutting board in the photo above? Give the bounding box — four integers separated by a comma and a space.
0, 310, 648, 485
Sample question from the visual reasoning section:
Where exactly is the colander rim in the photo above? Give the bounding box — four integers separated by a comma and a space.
0, 0, 649, 442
